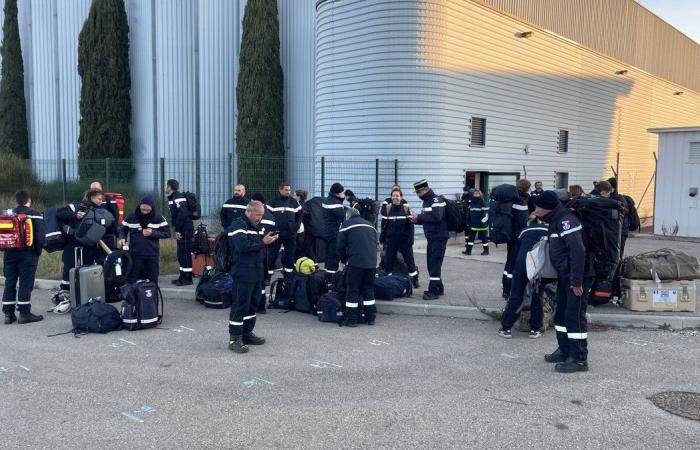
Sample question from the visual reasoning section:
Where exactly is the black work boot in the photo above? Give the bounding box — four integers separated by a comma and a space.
4, 313, 17, 325
174, 278, 193, 286
462, 249, 471, 255
228, 336, 249, 354
342, 310, 358, 328
481, 247, 489, 255
555, 357, 589, 373
422, 291, 439, 301
544, 348, 568, 363
18, 312, 43, 324
243, 332, 266, 345
412, 278, 421, 289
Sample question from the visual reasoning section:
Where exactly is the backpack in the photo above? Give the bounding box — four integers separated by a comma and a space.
195, 268, 233, 309
120, 280, 164, 330
316, 292, 346, 323
71, 299, 123, 334
269, 278, 292, 310
589, 279, 614, 306
192, 223, 210, 255
105, 192, 125, 225
440, 197, 466, 233
374, 273, 413, 300
289, 273, 314, 313
183, 192, 201, 220
0, 213, 34, 250
355, 198, 379, 225
304, 197, 325, 238
526, 238, 558, 282
213, 231, 231, 272
103, 250, 133, 303
567, 197, 623, 281
74, 208, 114, 247
622, 195, 640, 232
488, 185, 520, 244
43, 207, 66, 253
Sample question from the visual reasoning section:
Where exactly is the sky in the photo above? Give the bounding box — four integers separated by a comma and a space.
637, 0, 700, 43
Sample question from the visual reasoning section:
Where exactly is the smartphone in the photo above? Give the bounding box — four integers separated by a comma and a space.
269, 231, 279, 237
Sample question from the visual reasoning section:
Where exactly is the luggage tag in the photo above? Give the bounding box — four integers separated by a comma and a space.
115, 258, 122, 277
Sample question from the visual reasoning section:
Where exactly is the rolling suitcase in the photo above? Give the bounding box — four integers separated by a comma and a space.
69, 247, 105, 309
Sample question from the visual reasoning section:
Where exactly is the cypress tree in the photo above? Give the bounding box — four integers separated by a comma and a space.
77, 0, 132, 181
236, 0, 284, 195
0, 0, 29, 159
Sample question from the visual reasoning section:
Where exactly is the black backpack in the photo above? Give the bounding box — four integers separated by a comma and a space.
195, 268, 233, 309
192, 223, 210, 255
213, 231, 232, 272
489, 184, 519, 244
71, 299, 123, 334
120, 280, 164, 330
288, 273, 313, 313
355, 198, 379, 225
43, 207, 66, 253
622, 195, 640, 232
103, 250, 132, 303
567, 197, 624, 281
183, 192, 201, 220
440, 196, 466, 233
269, 278, 292, 310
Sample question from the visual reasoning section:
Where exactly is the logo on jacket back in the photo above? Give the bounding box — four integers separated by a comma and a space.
145, 289, 153, 298
562, 220, 571, 231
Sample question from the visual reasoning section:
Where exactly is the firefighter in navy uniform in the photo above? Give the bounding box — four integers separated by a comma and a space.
501, 180, 530, 298
90, 181, 119, 251
220, 184, 248, 230
380, 188, 419, 288
2, 190, 45, 324
463, 189, 489, 255
534, 191, 594, 373
266, 182, 302, 279
251, 193, 276, 312
322, 182, 345, 280
337, 207, 377, 327
227, 201, 278, 354
118, 195, 171, 285
412, 179, 448, 300
165, 179, 194, 286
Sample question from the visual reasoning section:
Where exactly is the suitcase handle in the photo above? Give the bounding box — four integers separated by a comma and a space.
74, 246, 83, 267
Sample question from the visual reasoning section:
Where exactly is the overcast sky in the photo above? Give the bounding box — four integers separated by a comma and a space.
638, 0, 700, 43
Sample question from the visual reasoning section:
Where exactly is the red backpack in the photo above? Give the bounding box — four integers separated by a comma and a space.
0, 213, 34, 250
106, 192, 125, 225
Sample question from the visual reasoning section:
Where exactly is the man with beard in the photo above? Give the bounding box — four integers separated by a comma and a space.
221, 184, 248, 230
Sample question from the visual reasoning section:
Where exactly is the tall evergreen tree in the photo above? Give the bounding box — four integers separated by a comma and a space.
78, 0, 132, 180
0, 0, 29, 159
236, 0, 284, 193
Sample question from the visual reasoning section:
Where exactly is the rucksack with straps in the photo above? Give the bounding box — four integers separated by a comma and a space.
355, 198, 379, 224
488, 184, 520, 244
622, 195, 640, 232
439, 196, 466, 233
0, 212, 34, 250
182, 192, 201, 220
43, 207, 66, 252
213, 231, 232, 272
192, 223, 210, 255
120, 280, 164, 330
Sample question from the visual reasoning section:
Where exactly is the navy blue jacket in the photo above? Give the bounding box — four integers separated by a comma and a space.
337, 215, 378, 269
220, 196, 248, 231
5, 205, 45, 256
417, 189, 449, 240
259, 208, 277, 235
379, 203, 413, 243
544, 203, 590, 287
227, 216, 265, 283
512, 223, 548, 275
322, 193, 345, 238
167, 191, 194, 235
119, 208, 171, 257
467, 197, 489, 230
56, 200, 101, 247
267, 194, 302, 239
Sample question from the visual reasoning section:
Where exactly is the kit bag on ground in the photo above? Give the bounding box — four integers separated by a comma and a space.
75, 208, 114, 247
316, 292, 346, 323
623, 195, 640, 232
183, 192, 201, 220
213, 231, 232, 272
589, 279, 614, 306
195, 267, 233, 309
621, 249, 700, 281
120, 280, 164, 330
567, 196, 623, 281
70, 247, 106, 309
102, 247, 133, 303
440, 197, 466, 233
192, 223, 210, 255
44, 207, 66, 252
0, 212, 34, 250
374, 273, 412, 300
489, 184, 520, 244
269, 278, 292, 310
288, 273, 314, 313
355, 198, 379, 224
526, 238, 558, 282
70, 299, 122, 334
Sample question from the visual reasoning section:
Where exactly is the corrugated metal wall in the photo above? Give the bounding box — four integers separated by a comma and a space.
315, 0, 700, 217
653, 131, 700, 238
476, 0, 700, 93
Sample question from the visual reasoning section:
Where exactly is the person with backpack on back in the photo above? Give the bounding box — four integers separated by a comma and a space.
220, 184, 248, 231
90, 181, 119, 252
337, 207, 378, 327
266, 182, 302, 280
534, 191, 594, 373
463, 189, 489, 256
412, 179, 448, 300
251, 192, 276, 310
322, 183, 346, 281
383, 184, 406, 208
165, 179, 194, 286
2, 190, 45, 324
118, 195, 170, 286
380, 188, 419, 288
227, 201, 278, 353
595, 180, 629, 300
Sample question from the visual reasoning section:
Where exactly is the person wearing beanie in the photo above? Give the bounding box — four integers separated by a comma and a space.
118, 194, 171, 285
533, 190, 594, 374
322, 182, 346, 280
411, 179, 449, 300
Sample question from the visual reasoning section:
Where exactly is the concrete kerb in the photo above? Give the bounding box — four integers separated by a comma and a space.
3, 276, 698, 330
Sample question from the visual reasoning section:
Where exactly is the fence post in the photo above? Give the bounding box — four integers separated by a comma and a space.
61, 158, 67, 204
105, 158, 111, 191
320, 156, 325, 196
394, 158, 398, 186
374, 158, 379, 200
228, 152, 233, 194
159, 157, 165, 215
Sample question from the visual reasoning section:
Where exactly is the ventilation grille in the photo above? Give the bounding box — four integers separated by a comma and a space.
558, 129, 569, 153
690, 142, 700, 163
470, 117, 486, 146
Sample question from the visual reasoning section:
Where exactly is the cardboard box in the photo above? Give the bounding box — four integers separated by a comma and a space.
622, 278, 697, 312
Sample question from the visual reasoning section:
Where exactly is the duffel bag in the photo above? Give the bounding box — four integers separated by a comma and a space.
289, 273, 314, 313
316, 292, 345, 323
71, 299, 122, 334
196, 269, 233, 309
120, 280, 164, 330
622, 249, 700, 281
374, 273, 412, 300
269, 278, 292, 310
